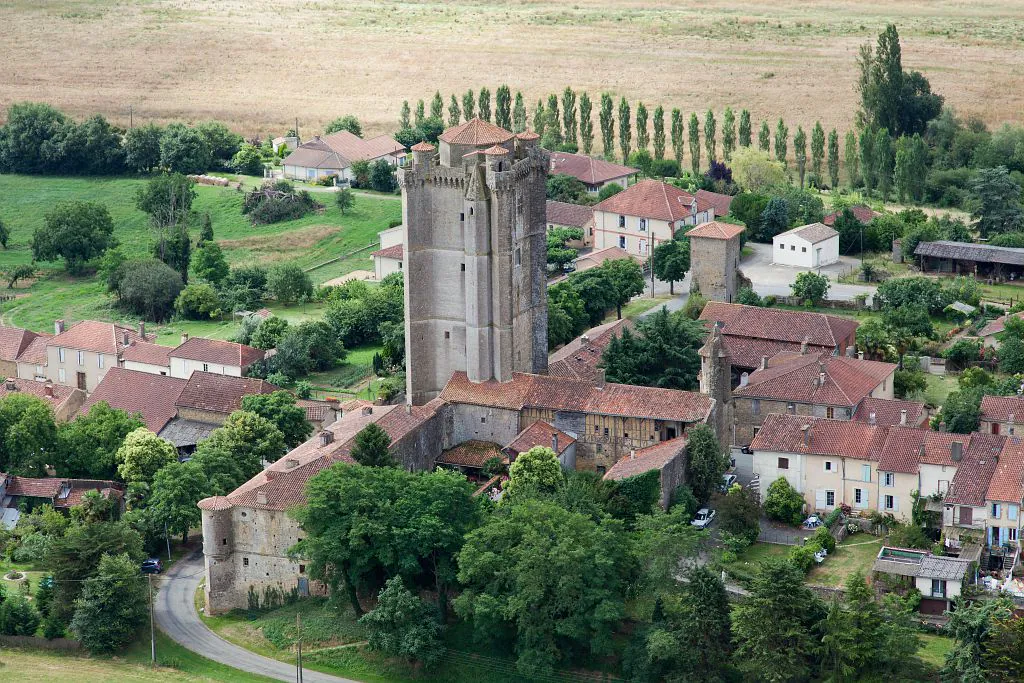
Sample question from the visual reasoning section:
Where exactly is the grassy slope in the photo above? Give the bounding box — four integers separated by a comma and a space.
0, 174, 400, 334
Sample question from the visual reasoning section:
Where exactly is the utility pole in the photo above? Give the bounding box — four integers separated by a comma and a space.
129, 105, 134, 130
295, 117, 300, 143
148, 574, 156, 665
296, 612, 304, 683
164, 521, 172, 561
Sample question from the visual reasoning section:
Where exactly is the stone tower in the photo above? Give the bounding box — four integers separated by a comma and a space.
685, 221, 745, 302
399, 120, 549, 404
699, 321, 733, 446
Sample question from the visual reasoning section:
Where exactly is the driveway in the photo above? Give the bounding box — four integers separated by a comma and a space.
740, 242, 876, 303
154, 549, 359, 683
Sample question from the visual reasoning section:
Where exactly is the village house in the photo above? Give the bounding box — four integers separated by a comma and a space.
694, 189, 736, 219
547, 318, 632, 383
872, 546, 976, 616
0, 377, 85, 422
0, 326, 48, 380
281, 130, 405, 182
169, 336, 265, 378
984, 437, 1023, 556
546, 200, 595, 248
592, 179, 715, 257
0, 474, 124, 529
371, 225, 404, 281
81, 367, 188, 433
603, 437, 687, 509
47, 320, 154, 392
698, 302, 859, 380
852, 396, 927, 427
731, 350, 897, 445
549, 151, 638, 194
14, 333, 49, 382
503, 420, 577, 470
121, 340, 173, 375
571, 246, 637, 274
771, 222, 840, 269
979, 394, 1024, 435
978, 312, 1024, 348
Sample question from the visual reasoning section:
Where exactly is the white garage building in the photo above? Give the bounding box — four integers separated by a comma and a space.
772, 222, 840, 268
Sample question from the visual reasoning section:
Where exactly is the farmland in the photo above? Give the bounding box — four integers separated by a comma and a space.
1, 1, 1022, 141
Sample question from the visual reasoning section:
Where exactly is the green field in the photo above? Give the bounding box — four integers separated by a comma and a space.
0, 174, 401, 335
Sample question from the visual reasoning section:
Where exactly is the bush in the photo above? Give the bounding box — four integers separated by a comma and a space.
735, 287, 763, 306
174, 283, 222, 320
267, 264, 313, 305
813, 526, 836, 553
682, 292, 707, 320
788, 543, 819, 573
0, 594, 40, 635
791, 271, 830, 305
242, 181, 322, 225
231, 143, 264, 175
114, 259, 184, 321
763, 478, 805, 526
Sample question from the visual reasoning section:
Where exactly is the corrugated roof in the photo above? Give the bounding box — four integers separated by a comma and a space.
915, 240, 1024, 266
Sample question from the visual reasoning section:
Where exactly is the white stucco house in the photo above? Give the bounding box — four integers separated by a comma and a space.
372, 226, 404, 281
282, 131, 405, 182
772, 223, 840, 268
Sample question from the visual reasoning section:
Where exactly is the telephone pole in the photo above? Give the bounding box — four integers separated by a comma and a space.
148, 574, 156, 665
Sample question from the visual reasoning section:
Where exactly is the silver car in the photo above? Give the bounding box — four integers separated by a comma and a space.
691, 508, 716, 529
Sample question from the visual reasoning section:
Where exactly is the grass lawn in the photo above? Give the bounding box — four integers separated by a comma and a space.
607, 294, 675, 323
806, 534, 884, 587
307, 344, 382, 393
916, 633, 954, 669
0, 174, 400, 334
721, 541, 793, 586
924, 372, 959, 408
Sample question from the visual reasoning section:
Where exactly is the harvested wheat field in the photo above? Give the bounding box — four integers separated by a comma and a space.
2, 0, 1023, 139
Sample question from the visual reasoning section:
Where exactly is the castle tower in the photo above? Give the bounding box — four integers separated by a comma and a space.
699, 322, 733, 446
399, 120, 549, 404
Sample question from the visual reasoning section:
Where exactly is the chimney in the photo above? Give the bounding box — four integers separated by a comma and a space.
405, 404, 412, 415
595, 368, 606, 389
285, 458, 299, 469
818, 363, 826, 386
869, 411, 876, 425
318, 430, 334, 447
739, 371, 749, 388
54, 319, 65, 335
802, 424, 811, 446
44, 383, 54, 398
257, 491, 268, 505
857, 351, 864, 360
122, 331, 130, 346
4, 379, 15, 391
138, 322, 146, 338
939, 421, 947, 433
1009, 413, 1015, 436
950, 441, 964, 462
361, 406, 373, 416
181, 333, 190, 344
629, 449, 635, 460
900, 409, 907, 426
761, 356, 769, 370
846, 345, 855, 358
800, 336, 809, 354
552, 432, 559, 453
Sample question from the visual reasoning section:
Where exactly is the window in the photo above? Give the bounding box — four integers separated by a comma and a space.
98, 354, 104, 369
884, 472, 895, 487
594, 425, 600, 433
77, 351, 84, 366
1009, 505, 1019, 521
460, 263, 466, 272
202, 363, 209, 372
993, 423, 1001, 435
618, 215, 625, 228
884, 495, 895, 510
444, 331, 450, 339
751, 400, 760, 415
58, 368, 66, 383
514, 247, 521, 266
824, 460, 834, 472
787, 402, 796, 414
779, 243, 785, 250
459, 212, 465, 221
618, 236, 627, 249
469, 207, 474, 216
243, 557, 249, 567
58, 348, 65, 363
603, 427, 609, 437
826, 490, 835, 507
861, 464, 871, 482
931, 579, 946, 598
855, 488, 864, 506
596, 465, 606, 475
778, 457, 789, 470
480, 416, 486, 424
992, 503, 1002, 518
222, 538, 227, 545
801, 246, 807, 252
826, 406, 834, 419
639, 218, 648, 232
299, 564, 306, 574
791, 245, 796, 251
1010, 527, 1019, 541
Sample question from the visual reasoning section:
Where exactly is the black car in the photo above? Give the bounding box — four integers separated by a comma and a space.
141, 558, 163, 574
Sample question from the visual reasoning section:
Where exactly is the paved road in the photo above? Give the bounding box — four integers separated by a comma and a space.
155, 549, 359, 683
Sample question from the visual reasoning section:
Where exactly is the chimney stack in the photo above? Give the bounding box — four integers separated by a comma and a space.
257, 491, 268, 505
181, 333, 190, 344
138, 322, 146, 338
800, 336, 809, 354
869, 411, 876, 425
629, 449, 635, 460
44, 383, 54, 398
950, 441, 964, 462
739, 371, 749, 388
1009, 413, 1015, 436
552, 432, 559, 453
318, 430, 334, 447
405, 403, 412, 415
857, 351, 864, 360
361, 406, 373, 416
595, 368, 606, 389
846, 346, 855, 358
761, 356, 769, 370
54, 319, 65, 335
122, 331, 130, 346
4, 379, 15, 391
802, 424, 811, 446
900, 409, 907, 426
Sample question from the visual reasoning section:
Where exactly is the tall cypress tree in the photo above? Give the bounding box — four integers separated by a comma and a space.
722, 107, 736, 161
859, 128, 876, 195
758, 120, 771, 153
495, 85, 512, 130
618, 97, 632, 160
894, 135, 912, 203
704, 110, 717, 162
447, 95, 461, 127
738, 109, 752, 148
670, 108, 684, 166
811, 122, 826, 184
399, 101, 411, 129
546, 94, 561, 143
828, 129, 840, 189
478, 87, 491, 122
430, 91, 443, 120
652, 106, 665, 160
635, 102, 649, 153
688, 113, 701, 176
774, 118, 788, 167
414, 100, 425, 127
512, 92, 527, 133
845, 130, 860, 187
793, 126, 807, 188
579, 92, 594, 154
561, 87, 577, 148
599, 93, 615, 158
533, 99, 546, 136
874, 127, 894, 201
462, 90, 475, 121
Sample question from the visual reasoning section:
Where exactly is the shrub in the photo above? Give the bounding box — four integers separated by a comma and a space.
0, 594, 40, 635
242, 181, 322, 225
267, 264, 313, 305
231, 144, 264, 175
174, 283, 222, 320
763, 478, 805, 526
813, 526, 836, 554
735, 287, 763, 306
114, 259, 184, 321
788, 543, 819, 573
682, 292, 707, 320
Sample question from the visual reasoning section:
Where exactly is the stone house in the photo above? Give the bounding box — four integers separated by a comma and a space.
15, 334, 50, 382
0, 326, 48, 380
979, 395, 1024, 435
549, 151, 638, 194
504, 420, 577, 470
771, 222, 840, 269
731, 351, 897, 446
371, 226, 404, 281
0, 377, 85, 422
852, 397, 927, 428
0, 475, 124, 529
282, 130, 405, 182
685, 221, 744, 302
169, 336, 265, 379
603, 437, 688, 509
47, 320, 154, 392
547, 318, 632, 383
592, 179, 715, 258
546, 200, 595, 248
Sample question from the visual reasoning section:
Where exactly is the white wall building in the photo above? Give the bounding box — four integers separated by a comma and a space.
372, 226, 404, 280
772, 223, 839, 269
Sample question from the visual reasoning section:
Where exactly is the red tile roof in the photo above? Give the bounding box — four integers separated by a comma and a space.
438, 371, 712, 424
16, 334, 50, 365
548, 319, 632, 382
121, 340, 172, 366
505, 420, 576, 456
750, 414, 886, 462
371, 244, 403, 260
549, 151, 638, 185
410, 141, 435, 152
878, 427, 974, 473
4, 476, 64, 499
695, 189, 735, 217
437, 441, 505, 467
483, 144, 509, 156
296, 399, 334, 423
81, 367, 187, 432
945, 433, 1005, 506
735, 353, 895, 408
170, 337, 265, 368
50, 321, 154, 356
321, 130, 405, 162
980, 395, 1024, 423
0, 326, 44, 363
604, 437, 686, 481
439, 118, 513, 146
174, 372, 278, 415
823, 205, 880, 226
685, 221, 745, 240
0, 378, 77, 412
546, 200, 594, 228
988, 437, 1024, 503
979, 312, 1024, 338
594, 179, 710, 223
853, 397, 926, 428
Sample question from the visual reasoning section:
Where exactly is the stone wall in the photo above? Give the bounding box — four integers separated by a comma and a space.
733, 397, 853, 445
689, 234, 740, 302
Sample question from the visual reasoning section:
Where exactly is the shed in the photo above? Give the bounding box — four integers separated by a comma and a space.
772, 223, 839, 268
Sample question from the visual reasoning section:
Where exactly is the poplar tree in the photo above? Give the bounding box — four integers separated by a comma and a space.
722, 107, 736, 161
811, 122, 826, 183
478, 87, 491, 122
599, 94, 615, 158
462, 90, 475, 121
430, 91, 443, 120
688, 113, 701, 176
414, 100, 425, 128
704, 109, 717, 162
448, 95, 461, 127
670, 108, 684, 166
774, 118, 788, 167
579, 92, 594, 154
828, 128, 840, 188
874, 128, 895, 201
759, 120, 771, 152
495, 85, 512, 130
652, 106, 665, 160
546, 94, 561, 145
561, 87, 577, 148
399, 101, 411, 129
512, 92, 527, 133
859, 128, 876, 195
793, 126, 808, 188
845, 130, 859, 187
534, 99, 546, 137
635, 102, 649, 153
739, 109, 752, 147
618, 97, 632, 160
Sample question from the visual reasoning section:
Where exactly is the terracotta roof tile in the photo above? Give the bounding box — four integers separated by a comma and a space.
281, 138, 347, 170
548, 319, 632, 382
321, 130, 404, 162
16, 334, 50, 365
121, 340, 172, 366
775, 222, 839, 244
549, 151, 637, 185
853, 397, 926, 427
699, 302, 858, 358
604, 437, 686, 481
0, 326, 44, 363
573, 246, 639, 272
979, 312, 1024, 338
439, 118, 513, 146
438, 441, 505, 467
506, 420, 576, 456
174, 372, 278, 416
988, 437, 1024, 503
483, 144, 509, 156
594, 179, 703, 223
516, 131, 539, 141
823, 205, 879, 226
170, 337, 264, 368
0, 378, 77, 413
50, 320, 154, 356
546, 200, 594, 228
695, 189, 735, 217
735, 353, 895, 408
945, 433, 1005, 506
296, 399, 334, 423
410, 141, 435, 152
82, 367, 187, 433
198, 495, 233, 511
878, 427, 972, 473
685, 221, 745, 240
371, 244, 403, 260
4, 476, 64, 499
980, 395, 1024, 423
750, 414, 886, 462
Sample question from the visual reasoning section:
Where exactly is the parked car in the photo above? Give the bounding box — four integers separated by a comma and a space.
691, 508, 716, 529
141, 558, 163, 574
721, 474, 738, 491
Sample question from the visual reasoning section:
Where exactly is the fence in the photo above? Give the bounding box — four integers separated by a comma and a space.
0, 634, 81, 650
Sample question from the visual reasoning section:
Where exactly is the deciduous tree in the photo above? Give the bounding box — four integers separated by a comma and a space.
561, 87, 577, 147
651, 238, 689, 294
32, 200, 116, 274
791, 270, 830, 305
793, 125, 808, 188
115, 427, 176, 485
447, 94, 461, 127
811, 121, 825, 183
241, 391, 312, 448
350, 422, 395, 467
969, 166, 1024, 237
512, 91, 526, 133
670, 108, 684, 166
704, 109, 717, 162
845, 130, 859, 187
205, 410, 287, 470
684, 425, 726, 505
0, 393, 58, 476
601, 257, 645, 319
267, 263, 313, 305
773, 118, 788, 167
70, 553, 148, 653
758, 120, 771, 153
360, 577, 445, 667
739, 109, 752, 148
461, 90, 475, 121
495, 85, 512, 130
149, 460, 209, 543
477, 87, 491, 122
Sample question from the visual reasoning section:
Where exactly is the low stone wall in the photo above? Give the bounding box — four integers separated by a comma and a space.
0, 635, 81, 650
807, 583, 846, 601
